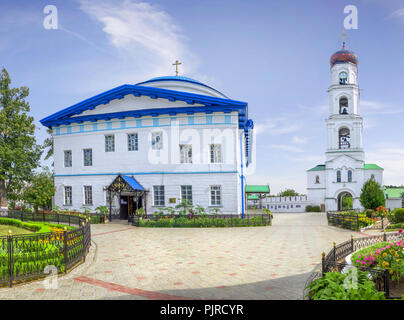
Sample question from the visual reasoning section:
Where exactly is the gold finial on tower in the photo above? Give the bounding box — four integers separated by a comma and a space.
341, 29, 347, 49
172, 60, 182, 76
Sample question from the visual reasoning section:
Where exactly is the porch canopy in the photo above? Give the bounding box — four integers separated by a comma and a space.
106, 175, 146, 219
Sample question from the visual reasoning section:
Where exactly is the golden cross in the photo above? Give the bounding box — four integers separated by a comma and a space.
172, 60, 182, 76
342, 29, 347, 49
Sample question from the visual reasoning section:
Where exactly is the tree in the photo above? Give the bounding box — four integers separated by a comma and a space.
360, 179, 385, 210
24, 168, 54, 212
43, 128, 54, 164
0, 68, 42, 204
278, 189, 299, 197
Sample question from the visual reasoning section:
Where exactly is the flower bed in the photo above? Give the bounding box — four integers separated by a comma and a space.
352, 230, 404, 286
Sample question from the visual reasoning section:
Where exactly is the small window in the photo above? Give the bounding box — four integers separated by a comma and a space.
64, 186, 72, 206
371, 174, 375, 180
315, 176, 320, 184
180, 144, 192, 163
339, 72, 348, 85
210, 144, 222, 163
128, 133, 138, 151
337, 170, 341, 183
83, 149, 92, 166
105, 135, 115, 152
64, 150, 72, 167
153, 185, 165, 206
339, 97, 348, 114
210, 185, 221, 206
83, 186, 93, 205
339, 127, 350, 149
151, 132, 163, 150
348, 170, 353, 182
181, 185, 193, 204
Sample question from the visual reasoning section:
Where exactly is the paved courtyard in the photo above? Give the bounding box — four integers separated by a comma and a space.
0, 212, 368, 300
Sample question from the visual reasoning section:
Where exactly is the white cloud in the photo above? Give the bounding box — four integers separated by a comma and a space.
270, 144, 304, 153
255, 116, 300, 136
77, 0, 198, 77
361, 100, 403, 115
392, 8, 404, 20
292, 136, 308, 144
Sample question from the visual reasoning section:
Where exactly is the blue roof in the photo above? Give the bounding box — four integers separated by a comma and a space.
40, 84, 247, 128
136, 76, 228, 98
122, 176, 144, 191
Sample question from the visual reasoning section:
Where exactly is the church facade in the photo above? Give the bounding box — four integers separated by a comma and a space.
41, 76, 254, 219
307, 44, 383, 212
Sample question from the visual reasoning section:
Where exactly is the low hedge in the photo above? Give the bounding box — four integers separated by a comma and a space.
139, 216, 270, 228
306, 205, 321, 212
0, 218, 76, 234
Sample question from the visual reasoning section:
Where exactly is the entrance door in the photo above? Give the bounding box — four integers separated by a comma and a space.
120, 196, 128, 220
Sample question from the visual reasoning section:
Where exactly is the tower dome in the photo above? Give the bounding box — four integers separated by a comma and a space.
330, 43, 358, 67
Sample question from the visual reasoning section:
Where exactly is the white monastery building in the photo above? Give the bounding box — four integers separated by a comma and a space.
41, 76, 254, 219
307, 43, 383, 211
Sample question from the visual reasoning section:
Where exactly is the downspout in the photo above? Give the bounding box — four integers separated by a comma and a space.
240, 131, 245, 219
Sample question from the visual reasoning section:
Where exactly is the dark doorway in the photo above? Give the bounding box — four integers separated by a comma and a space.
338, 192, 353, 211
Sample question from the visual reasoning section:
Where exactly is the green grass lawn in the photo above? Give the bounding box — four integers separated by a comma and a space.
0, 224, 33, 236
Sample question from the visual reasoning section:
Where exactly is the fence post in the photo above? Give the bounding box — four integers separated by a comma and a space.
384, 269, 390, 298
333, 242, 337, 265
356, 215, 359, 231
381, 219, 384, 230
351, 234, 354, 252
7, 230, 13, 288
63, 227, 68, 273
82, 221, 86, 262
383, 231, 387, 242
321, 252, 326, 276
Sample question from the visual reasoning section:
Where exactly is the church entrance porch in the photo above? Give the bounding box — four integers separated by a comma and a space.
337, 191, 353, 211
106, 175, 146, 222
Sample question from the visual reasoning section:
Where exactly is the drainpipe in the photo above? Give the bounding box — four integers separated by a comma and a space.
240, 131, 245, 219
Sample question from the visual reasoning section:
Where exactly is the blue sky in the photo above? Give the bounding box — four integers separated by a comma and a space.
1, 0, 403, 194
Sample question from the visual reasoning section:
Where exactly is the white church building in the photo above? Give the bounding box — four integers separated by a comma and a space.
307, 43, 383, 212
41, 76, 254, 219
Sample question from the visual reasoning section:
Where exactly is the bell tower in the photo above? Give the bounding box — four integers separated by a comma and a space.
326, 42, 364, 161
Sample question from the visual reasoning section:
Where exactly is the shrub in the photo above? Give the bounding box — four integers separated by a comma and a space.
393, 208, 404, 223
306, 270, 386, 300
306, 205, 321, 212
360, 179, 386, 210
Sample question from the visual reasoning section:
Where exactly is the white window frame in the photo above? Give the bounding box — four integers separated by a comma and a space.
181, 185, 193, 204
64, 150, 72, 168
83, 185, 93, 206
153, 185, 165, 206
127, 133, 138, 151
151, 132, 163, 150
105, 134, 115, 152
179, 144, 192, 164
64, 186, 72, 206
83, 148, 92, 166
210, 185, 222, 206
209, 144, 222, 163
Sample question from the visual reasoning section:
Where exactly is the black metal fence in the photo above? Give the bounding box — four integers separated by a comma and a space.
0, 211, 91, 287
312, 232, 403, 299
327, 212, 385, 231
131, 213, 272, 227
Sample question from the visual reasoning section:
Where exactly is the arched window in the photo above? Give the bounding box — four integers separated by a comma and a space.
337, 170, 341, 183
339, 72, 348, 85
315, 175, 320, 184
339, 97, 348, 114
371, 174, 375, 180
348, 170, 352, 182
339, 127, 350, 149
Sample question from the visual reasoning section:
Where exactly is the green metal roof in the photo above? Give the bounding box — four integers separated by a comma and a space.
307, 165, 325, 172
384, 187, 404, 199
247, 195, 260, 200
364, 164, 383, 170
245, 185, 270, 193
